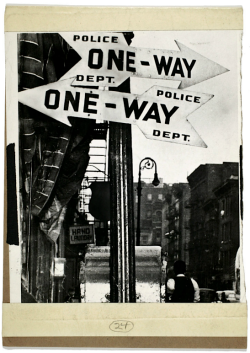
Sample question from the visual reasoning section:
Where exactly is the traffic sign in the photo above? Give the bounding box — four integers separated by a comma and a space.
59, 32, 228, 88
18, 79, 213, 147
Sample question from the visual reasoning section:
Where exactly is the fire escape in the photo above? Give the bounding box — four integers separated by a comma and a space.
78, 122, 109, 245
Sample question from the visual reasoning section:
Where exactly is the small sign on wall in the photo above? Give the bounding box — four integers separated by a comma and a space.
69, 225, 94, 244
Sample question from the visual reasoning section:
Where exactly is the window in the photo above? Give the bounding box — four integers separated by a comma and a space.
222, 223, 226, 241
158, 194, 163, 200
147, 194, 152, 201
155, 230, 161, 244
155, 210, 162, 222
223, 250, 231, 268
222, 222, 231, 241
226, 222, 231, 241
221, 199, 225, 214
226, 197, 232, 216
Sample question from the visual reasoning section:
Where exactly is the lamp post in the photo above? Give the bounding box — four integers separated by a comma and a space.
136, 157, 160, 246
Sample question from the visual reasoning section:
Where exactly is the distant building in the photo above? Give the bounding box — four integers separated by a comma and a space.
162, 183, 191, 271
187, 162, 239, 290
214, 173, 240, 290
133, 179, 170, 247
134, 162, 240, 293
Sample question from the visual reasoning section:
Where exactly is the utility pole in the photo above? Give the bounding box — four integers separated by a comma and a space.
108, 32, 136, 303
109, 121, 136, 302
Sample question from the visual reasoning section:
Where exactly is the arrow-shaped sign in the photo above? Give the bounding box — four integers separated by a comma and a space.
18, 79, 213, 147
59, 32, 229, 88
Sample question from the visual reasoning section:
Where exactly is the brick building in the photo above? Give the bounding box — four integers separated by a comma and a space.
187, 162, 240, 290
214, 174, 240, 290
133, 179, 170, 247
162, 183, 191, 271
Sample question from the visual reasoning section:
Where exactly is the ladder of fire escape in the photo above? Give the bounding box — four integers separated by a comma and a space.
78, 122, 109, 223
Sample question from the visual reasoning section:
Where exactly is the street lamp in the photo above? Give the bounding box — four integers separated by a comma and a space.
136, 157, 160, 246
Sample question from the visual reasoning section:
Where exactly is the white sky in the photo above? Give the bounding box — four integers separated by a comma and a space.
130, 30, 241, 183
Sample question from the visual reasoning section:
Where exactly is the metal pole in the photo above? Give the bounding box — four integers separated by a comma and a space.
136, 169, 142, 246
136, 157, 160, 247
27, 162, 32, 293
109, 122, 136, 303
109, 33, 136, 303
122, 125, 136, 302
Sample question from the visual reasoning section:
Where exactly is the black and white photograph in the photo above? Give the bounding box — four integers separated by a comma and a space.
6, 28, 243, 306
11, 29, 243, 306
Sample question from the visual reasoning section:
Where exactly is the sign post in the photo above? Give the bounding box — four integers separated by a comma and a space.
109, 33, 136, 303
109, 121, 136, 303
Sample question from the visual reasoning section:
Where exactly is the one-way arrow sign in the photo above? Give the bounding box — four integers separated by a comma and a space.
18, 79, 213, 147
59, 32, 229, 88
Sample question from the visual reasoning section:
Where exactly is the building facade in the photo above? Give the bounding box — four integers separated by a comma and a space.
133, 179, 170, 247
187, 162, 240, 290
20, 122, 109, 303
162, 183, 191, 271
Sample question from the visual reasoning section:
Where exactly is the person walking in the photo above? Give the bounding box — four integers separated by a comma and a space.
221, 292, 229, 303
166, 260, 200, 303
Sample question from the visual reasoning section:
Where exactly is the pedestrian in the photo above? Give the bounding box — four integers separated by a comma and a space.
212, 292, 221, 303
64, 287, 76, 303
221, 292, 229, 303
166, 260, 200, 302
